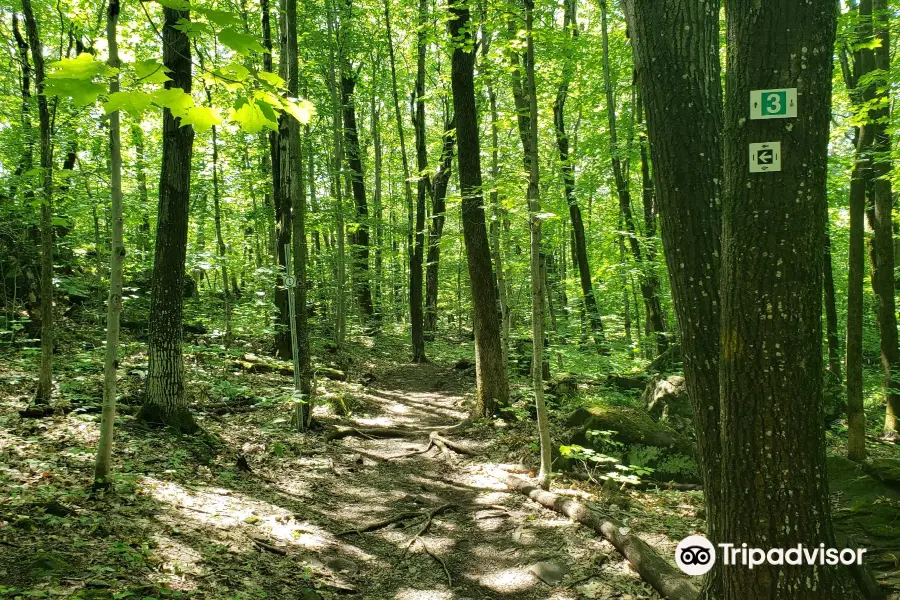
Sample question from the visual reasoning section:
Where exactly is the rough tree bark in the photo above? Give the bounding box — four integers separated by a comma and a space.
448, 0, 509, 417
622, 0, 724, 596
138, 6, 197, 433
93, 0, 123, 488
21, 0, 54, 407
719, 1, 859, 597
410, 0, 428, 362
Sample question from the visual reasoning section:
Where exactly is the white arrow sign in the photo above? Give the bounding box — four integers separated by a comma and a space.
749, 142, 782, 173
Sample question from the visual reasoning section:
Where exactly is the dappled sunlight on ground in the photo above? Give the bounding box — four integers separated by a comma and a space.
475, 566, 539, 593
0, 339, 686, 598
393, 588, 454, 600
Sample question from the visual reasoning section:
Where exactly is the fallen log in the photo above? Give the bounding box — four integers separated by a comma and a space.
230, 358, 293, 376
498, 473, 698, 600
19, 404, 70, 418
316, 366, 347, 382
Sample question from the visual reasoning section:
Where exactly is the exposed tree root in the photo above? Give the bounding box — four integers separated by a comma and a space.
386, 431, 476, 461
430, 432, 475, 455
498, 472, 698, 600
409, 538, 453, 588
248, 534, 288, 556
326, 427, 419, 441
337, 503, 455, 538
389, 439, 436, 460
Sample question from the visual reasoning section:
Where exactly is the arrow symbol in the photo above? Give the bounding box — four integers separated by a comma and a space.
789, 99, 795, 107
761, 166, 769, 171
757, 150, 774, 164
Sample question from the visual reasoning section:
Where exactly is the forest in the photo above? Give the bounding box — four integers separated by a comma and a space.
0, 0, 899, 597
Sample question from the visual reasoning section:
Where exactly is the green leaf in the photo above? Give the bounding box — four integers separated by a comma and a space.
151, 87, 194, 118
43, 79, 105, 106
230, 97, 277, 133
253, 92, 281, 122
103, 91, 153, 116
173, 18, 212, 38
179, 106, 222, 131
282, 98, 315, 124
258, 71, 285, 88
155, 0, 190, 9
218, 27, 268, 55
196, 7, 242, 27
47, 52, 116, 81
133, 59, 171, 84
214, 62, 250, 83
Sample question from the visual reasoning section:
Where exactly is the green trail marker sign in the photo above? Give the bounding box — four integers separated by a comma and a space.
750, 88, 797, 119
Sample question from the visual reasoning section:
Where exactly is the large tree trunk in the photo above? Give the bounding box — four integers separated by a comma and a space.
341, 71, 375, 323
481, 21, 510, 366
424, 115, 455, 338
865, 0, 899, 435
138, 6, 197, 433
719, 1, 858, 597
448, 0, 509, 417
553, 0, 606, 350
282, 0, 311, 426
622, 0, 724, 596
410, 0, 428, 362
21, 0, 54, 407
274, 4, 294, 360
93, 0, 123, 489
599, 0, 665, 355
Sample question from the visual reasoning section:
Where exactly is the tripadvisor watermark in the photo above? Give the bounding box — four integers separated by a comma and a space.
675, 535, 867, 576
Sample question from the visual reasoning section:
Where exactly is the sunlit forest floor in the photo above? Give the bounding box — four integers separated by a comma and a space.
1, 320, 899, 599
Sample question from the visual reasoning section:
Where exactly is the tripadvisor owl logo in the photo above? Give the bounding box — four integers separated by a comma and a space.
675, 535, 716, 576
675, 535, 869, 576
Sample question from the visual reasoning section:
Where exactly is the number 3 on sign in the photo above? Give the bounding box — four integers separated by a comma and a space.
750, 88, 797, 120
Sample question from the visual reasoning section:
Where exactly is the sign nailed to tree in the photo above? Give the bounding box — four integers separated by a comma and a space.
749, 142, 782, 173
750, 88, 797, 119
